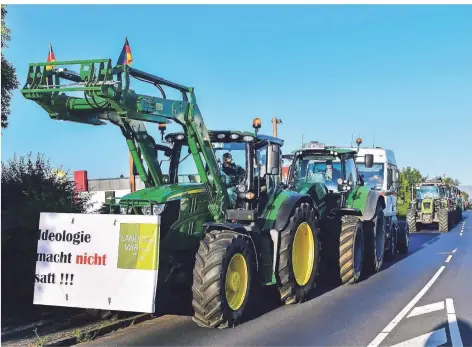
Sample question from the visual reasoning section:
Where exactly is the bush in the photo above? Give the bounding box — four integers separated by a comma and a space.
1, 153, 91, 316
397, 203, 409, 219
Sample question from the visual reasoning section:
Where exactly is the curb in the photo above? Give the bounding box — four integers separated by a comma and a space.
46, 313, 153, 346
1, 313, 90, 342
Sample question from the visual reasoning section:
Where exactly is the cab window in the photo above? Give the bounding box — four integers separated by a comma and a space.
345, 158, 357, 186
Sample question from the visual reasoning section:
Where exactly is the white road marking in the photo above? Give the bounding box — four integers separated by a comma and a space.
446, 298, 455, 314
452, 248, 457, 253
446, 298, 464, 347
446, 255, 453, 263
407, 301, 445, 318
367, 266, 445, 347
389, 328, 447, 347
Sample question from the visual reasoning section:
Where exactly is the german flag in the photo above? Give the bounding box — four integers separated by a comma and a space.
117, 38, 133, 66
46, 43, 56, 71
46, 43, 56, 86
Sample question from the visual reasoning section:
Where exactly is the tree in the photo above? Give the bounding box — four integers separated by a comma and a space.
444, 177, 460, 187
1, 153, 91, 313
432, 175, 460, 187
397, 167, 423, 206
462, 191, 469, 201
1, 5, 19, 129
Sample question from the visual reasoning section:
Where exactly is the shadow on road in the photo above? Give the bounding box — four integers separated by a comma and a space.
381, 231, 440, 272
134, 219, 463, 331
427, 319, 472, 347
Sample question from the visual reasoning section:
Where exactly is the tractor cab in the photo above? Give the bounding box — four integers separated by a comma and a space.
165, 127, 284, 221
285, 141, 374, 214
286, 141, 370, 193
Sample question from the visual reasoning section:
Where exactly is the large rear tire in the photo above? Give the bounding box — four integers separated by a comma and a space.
339, 215, 364, 284
276, 202, 320, 305
364, 202, 386, 274
406, 208, 417, 233
192, 230, 255, 329
438, 208, 449, 233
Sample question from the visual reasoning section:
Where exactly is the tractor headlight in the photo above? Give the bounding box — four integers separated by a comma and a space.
153, 204, 166, 215
243, 135, 255, 142
230, 133, 240, 140
120, 207, 129, 215
176, 134, 185, 140
337, 178, 343, 185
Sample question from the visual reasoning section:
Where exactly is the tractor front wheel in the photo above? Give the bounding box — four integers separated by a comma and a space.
276, 202, 320, 305
192, 230, 255, 328
406, 208, 417, 233
384, 223, 397, 261
364, 202, 386, 274
396, 223, 409, 254
438, 209, 449, 233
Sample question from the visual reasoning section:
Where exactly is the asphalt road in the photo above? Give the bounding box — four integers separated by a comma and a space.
80, 212, 472, 347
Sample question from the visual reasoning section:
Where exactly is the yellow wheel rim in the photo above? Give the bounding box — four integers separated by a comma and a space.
292, 222, 315, 286
225, 253, 248, 311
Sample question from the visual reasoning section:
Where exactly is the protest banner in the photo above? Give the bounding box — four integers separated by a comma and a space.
34, 213, 160, 313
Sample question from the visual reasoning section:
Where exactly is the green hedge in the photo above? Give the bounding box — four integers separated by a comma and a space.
1, 153, 91, 317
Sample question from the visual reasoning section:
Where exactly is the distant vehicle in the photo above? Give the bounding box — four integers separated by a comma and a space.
407, 179, 458, 232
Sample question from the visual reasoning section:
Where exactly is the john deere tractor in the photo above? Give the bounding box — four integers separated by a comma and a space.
406, 180, 455, 233
21, 57, 322, 328
283, 141, 398, 285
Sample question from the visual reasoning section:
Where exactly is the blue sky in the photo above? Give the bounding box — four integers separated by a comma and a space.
2, 5, 472, 184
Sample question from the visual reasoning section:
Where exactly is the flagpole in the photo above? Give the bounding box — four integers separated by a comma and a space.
120, 36, 136, 193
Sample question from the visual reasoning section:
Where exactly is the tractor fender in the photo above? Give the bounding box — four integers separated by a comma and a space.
272, 193, 318, 232
203, 222, 259, 271
362, 191, 386, 221
268, 193, 318, 278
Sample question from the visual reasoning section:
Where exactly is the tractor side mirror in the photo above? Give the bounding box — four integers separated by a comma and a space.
365, 154, 374, 168
266, 144, 281, 175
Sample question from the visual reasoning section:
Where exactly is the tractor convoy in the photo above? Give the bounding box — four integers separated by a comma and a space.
20, 53, 461, 329
406, 180, 463, 233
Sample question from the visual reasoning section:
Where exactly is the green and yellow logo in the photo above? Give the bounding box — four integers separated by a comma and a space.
117, 223, 160, 270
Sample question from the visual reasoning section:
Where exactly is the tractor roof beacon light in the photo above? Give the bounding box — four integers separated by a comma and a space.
356, 137, 363, 152
253, 118, 262, 134
158, 123, 167, 141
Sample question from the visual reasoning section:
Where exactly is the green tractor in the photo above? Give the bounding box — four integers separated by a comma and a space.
406, 180, 455, 233
22, 57, 322, 328
283, 141, 399, 285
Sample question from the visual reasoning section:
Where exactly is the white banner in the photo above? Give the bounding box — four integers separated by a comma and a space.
34, 213, 160, 313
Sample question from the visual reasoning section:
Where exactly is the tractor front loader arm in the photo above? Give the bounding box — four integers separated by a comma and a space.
21, 58, 229, 221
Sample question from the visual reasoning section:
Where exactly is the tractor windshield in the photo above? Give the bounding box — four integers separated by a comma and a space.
213, 142, 247, 187
177, 145, 201, 183
293, 155, 342, 192
357, 163, 385, 190
417, 186, 440, 200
